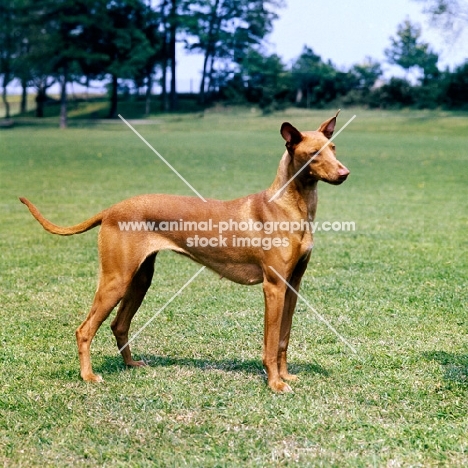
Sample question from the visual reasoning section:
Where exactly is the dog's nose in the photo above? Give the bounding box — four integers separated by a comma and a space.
338, 166, 350, 179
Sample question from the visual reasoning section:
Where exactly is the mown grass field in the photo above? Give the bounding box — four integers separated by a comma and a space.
0, 107, 467, 466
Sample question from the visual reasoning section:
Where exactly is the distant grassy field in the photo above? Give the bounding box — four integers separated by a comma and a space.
0, 94, 36, 118
0, 108, 467, 466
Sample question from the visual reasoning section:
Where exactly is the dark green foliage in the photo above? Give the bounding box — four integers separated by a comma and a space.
370, 78, 416, 109
385, 19, 440, 81
184, 0, 284, 103
291, 46, 343, 108
224, 48, 292, 113
444, 61, 468, 108
0, 0, 29, 119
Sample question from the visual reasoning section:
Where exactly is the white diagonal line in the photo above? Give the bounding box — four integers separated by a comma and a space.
118, 114, 207, 202
268, 115, 356, 202
268, 266, 359, 356
119, 266, 206, 353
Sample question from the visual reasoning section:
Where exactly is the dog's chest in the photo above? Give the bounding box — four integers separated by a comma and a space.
214, 263, 263, 285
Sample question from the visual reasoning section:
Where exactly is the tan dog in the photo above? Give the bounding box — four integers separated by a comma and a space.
20, 112, 349, 393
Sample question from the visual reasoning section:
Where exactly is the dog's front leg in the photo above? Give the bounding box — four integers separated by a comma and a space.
262, 277, 291, 393
278, 256, 310, 382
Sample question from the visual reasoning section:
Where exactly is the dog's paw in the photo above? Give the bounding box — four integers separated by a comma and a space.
280, 373, 298, 382
82, 373, 104, 383
126, 360, 147, 368
269, 379, 293, 393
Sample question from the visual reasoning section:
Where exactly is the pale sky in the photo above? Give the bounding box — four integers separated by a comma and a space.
176, 0, 468, 91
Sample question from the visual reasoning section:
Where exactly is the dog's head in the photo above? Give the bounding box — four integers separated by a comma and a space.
280, 111, 350, 185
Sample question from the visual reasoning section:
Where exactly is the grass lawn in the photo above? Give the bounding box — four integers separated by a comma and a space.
0, 94, 37, 119
0, 107, 467, 466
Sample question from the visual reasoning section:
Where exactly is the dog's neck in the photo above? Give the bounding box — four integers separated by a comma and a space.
268, 152, 318, 221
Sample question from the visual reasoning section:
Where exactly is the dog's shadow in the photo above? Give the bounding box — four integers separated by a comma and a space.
422, 351, 468, 386
94, 354, 330, 379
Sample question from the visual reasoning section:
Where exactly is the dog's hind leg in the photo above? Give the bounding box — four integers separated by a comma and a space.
111, 253, 156, 368
76, 274, 129, 382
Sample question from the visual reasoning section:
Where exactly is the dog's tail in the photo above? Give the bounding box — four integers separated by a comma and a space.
19, 197, 104, 236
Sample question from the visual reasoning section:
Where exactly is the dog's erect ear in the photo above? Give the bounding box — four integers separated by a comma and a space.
280, 122, 303, 148
317, 109, 340, 139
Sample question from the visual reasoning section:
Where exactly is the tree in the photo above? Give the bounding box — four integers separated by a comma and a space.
0, 0, 41, 119
16, 36, 31, 114
158, 0, 170, 111
385, 19, 439, 81
372, 77, 415, 108
77, 0, 154, 118
24, 0, 112, 127
168, 0, 178, 110
18, 13, 57, 118
138, 3, 164, 115
108, 1, 154, 117
0, 0, 24, 120
185, 0, 221, 104
340, 57, 382, 107
232, 47, 290, 111
444, 61, 468, 107
291, 46, 351, 107
184, 0, 283, 104
349, 57, 382, 90
27, 0, 157, 123
0, 3, 13, 119
146, 0, 185, 112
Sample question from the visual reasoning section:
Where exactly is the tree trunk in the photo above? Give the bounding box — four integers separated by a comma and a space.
2, 73, 11, 120
59, 69, 68, 129
159, 0, 169, 112
199, 51, 210, 105
108, 74, 118, 118
206, 52, 216, 96
161, 59, 169, 111
21, 78, 28, 114
198, 0, 220, 105
169, 0, 177, 111
36, 85, 46, 118
145, 73, 152, 115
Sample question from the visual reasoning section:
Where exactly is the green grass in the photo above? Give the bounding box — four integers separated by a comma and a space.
1, 107, 467, 466
0, 94, 37, 119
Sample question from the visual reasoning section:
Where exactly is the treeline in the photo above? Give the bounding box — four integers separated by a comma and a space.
0, 0, 284, 125
1, 1, 467, 127
239, 18, 468, 114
